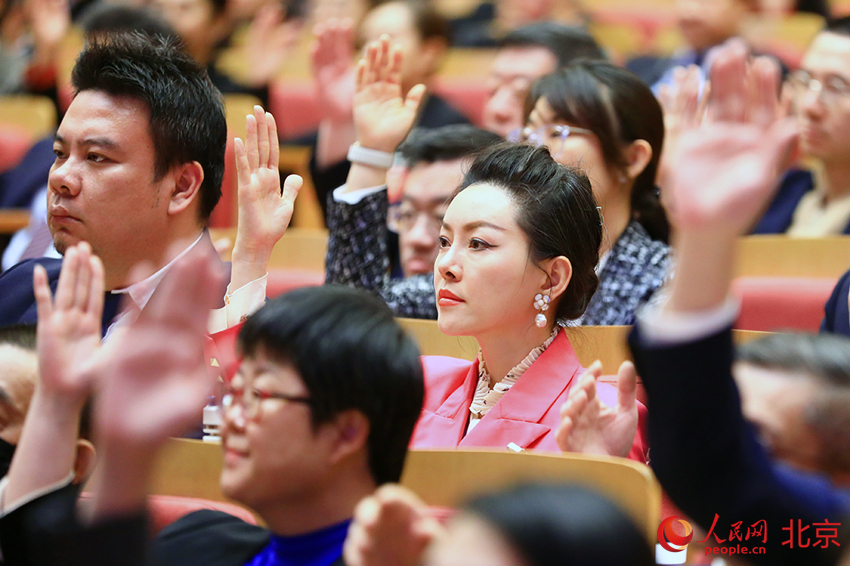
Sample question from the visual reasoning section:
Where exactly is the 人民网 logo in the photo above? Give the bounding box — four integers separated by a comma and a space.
658, 516, 694, 552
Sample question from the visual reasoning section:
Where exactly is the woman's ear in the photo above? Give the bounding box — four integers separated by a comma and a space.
624, 139, 653, 181
544, 256, 572, 301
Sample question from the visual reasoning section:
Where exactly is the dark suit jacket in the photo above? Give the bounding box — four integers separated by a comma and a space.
822, 268, 850, 336
0, 135, 54, 210
751, 168, 850, 235
0, 233, 226, 336
0, 488, 344, 566
629, 324, 850, 565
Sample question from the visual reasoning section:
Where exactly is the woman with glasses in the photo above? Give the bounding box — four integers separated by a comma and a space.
516, 60, 672, 325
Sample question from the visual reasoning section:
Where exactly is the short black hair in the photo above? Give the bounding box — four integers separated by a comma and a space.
71, 32, 227, 222
359, 0, 450, 48
0, 324, 36, 351
78, 3, 179, 40
500, 23, 606, 69
465, 484, 654, 566
457, 144, 601, 321
826, 15, 850, 37
238, 285, 424, 485
397, 125, 502, 168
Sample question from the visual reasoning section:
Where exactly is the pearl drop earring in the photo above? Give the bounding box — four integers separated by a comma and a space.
534, 293, 550, 328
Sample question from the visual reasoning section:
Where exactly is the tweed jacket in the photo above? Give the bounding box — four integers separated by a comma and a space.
325, 187, 437, 319
581, 221, 671, 326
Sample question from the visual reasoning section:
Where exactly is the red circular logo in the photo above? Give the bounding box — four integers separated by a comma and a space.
657, 516, 694, 552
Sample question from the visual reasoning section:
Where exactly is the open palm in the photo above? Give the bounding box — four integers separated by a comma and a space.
353, 36, 425, 153
556, 361, 639, 458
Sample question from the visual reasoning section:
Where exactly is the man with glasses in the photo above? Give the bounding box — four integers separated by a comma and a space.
0, 242, 425, 566
753, 16, 850, 236
481, 23, 606, 138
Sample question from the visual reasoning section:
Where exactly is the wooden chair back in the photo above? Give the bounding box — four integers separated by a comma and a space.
150, 440, 660, 543
400, 448, 661, 544
736, 236, 850, 278
210, 227, 328, 271
0, 95, 56, 139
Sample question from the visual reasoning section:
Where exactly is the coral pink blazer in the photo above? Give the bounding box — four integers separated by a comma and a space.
410, 330, 649, 463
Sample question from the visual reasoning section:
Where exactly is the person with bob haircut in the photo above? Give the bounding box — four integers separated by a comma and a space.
516, 61, 672, 326
344, 483, 655, 566
0, 244, 425, 566
319, 37, 647, 460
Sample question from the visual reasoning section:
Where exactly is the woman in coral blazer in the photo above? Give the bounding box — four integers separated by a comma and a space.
408, 144, 648, 462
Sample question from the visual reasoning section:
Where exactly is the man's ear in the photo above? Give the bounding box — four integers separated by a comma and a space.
386, 165, 410, 204
543, 255, 572, 302
624, 139, 653, 181
168, 161, 205, 216
326, 409, 370, 465
71, 439, 97, 485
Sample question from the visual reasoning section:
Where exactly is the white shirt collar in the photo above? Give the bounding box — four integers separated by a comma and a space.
109, 232, 205, 312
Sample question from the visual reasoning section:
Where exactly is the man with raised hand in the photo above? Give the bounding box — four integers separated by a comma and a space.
562, 40, 849, 565
0, 32, 300, 336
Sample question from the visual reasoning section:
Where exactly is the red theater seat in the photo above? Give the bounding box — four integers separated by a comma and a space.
147, 494, 257, 533
732, 276, 836, 332
0, 127, 33, 173
269, 80, 322, 140
432, 79, 488, 126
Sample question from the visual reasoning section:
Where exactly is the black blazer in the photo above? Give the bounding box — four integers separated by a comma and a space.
0, 489, 345, 566
0, 233, 227, 336
822, 268, 850, 336
629, 324, 850, 565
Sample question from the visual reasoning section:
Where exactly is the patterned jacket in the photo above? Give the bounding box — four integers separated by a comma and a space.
581, 221, 671, 326
325, 188, 670, 324
325, 187, 437, 319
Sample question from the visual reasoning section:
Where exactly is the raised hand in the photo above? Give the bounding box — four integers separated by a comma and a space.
669, 41, 798, 236
243, 3, 301, 87
311, 18, 357, 124
353, 35, 425, 153
344, 485, 443, 566
33, 241, 104, 405
231, 105, 302, 289
657, 65, 702, 202
88, 245, 226, 520
555, 360, 639, 458
4, 242, 106, 508
93, 245, 225, 452
25, 0, 70, 66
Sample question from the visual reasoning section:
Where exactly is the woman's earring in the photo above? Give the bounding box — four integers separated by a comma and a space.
534, 293, 550, 328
